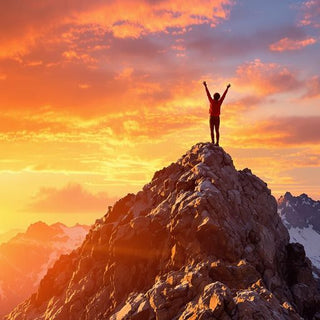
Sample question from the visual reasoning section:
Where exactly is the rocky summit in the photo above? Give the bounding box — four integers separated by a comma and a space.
6, 143, 320, 320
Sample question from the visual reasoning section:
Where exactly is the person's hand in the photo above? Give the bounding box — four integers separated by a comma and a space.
227, 83, 231, 88
203, 81, 207, 87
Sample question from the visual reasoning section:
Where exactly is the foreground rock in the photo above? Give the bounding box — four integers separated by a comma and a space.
6, 143, 320, 320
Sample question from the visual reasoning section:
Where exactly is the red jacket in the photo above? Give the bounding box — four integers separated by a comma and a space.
205, 86, 229, 116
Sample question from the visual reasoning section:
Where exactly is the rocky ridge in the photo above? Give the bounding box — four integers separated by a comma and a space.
6, 143, 320, 320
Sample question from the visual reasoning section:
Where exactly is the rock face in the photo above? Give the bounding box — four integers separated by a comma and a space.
6, 143, 320, 320
278, 192, 320, 281
0, 222, 89, 318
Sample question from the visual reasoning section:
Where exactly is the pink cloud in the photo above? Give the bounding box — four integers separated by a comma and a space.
269, 37, 317, 51
300, 0, 320, 28
303, 75, 320, 98
234, 59, 301, 95
27, 183, 116, 213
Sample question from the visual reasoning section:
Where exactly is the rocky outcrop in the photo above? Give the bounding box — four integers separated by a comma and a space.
6, 143, 320, 320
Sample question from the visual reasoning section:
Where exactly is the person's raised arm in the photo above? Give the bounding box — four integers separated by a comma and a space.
220, 83, 231, 103
203, 81, 213, 103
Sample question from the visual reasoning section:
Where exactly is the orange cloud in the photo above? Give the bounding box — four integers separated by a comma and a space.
78, 83, 91, 89
0, 0, 233, 59
269, 37, 317, 51
233, 59, 301, 95
1, 107, 204, 142
27, 183, 116, 214
115, 67, 135, 80
0, 31, 210, 117
78, 0, 233, 37
0, 49, 211, 122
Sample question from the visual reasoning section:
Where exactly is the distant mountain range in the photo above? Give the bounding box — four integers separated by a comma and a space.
0, 229, 23, 244
278, 192, 320, 279
0, 221, 89, 317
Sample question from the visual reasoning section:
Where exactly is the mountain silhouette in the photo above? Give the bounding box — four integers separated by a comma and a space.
6, 143, 320, 319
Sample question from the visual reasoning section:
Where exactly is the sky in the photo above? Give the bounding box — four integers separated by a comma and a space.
0, 0, 319, 234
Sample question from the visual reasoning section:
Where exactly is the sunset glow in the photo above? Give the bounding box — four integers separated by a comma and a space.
0, 0, 319, 234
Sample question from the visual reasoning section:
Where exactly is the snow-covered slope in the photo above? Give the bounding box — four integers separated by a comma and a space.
0, 222, 89, 318
278, 192, 320, 278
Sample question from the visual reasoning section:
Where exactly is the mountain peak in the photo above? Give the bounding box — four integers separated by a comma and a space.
278, 192, 320, 280
178, 142, 234, 175
24, 221, 56, 240
284, 191, 293, 199
6, 143, 320, 320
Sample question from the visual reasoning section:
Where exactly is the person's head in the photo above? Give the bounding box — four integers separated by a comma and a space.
213, 92, 220, 100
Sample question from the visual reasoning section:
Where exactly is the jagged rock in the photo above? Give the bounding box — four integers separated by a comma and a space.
5, 143, 320, 320
234, 280, 301, 320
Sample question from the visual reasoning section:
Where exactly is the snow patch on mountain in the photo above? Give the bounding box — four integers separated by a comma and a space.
286, 225, 320, 273
278, 192, 320, 275
35, 252, 63, 284
53, 224, 90, 250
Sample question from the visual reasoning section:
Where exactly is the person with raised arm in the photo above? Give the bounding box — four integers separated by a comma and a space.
203, 81, 231, 146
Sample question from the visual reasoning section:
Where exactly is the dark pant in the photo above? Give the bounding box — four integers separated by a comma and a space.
209, 116, 220, 144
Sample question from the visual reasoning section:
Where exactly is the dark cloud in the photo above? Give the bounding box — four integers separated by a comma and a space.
233, 59, 302, 95
232, 116, 320, 146
184, 24, 308, 61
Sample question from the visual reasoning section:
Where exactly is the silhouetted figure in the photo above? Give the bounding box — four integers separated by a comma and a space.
203, 81, 231, 146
